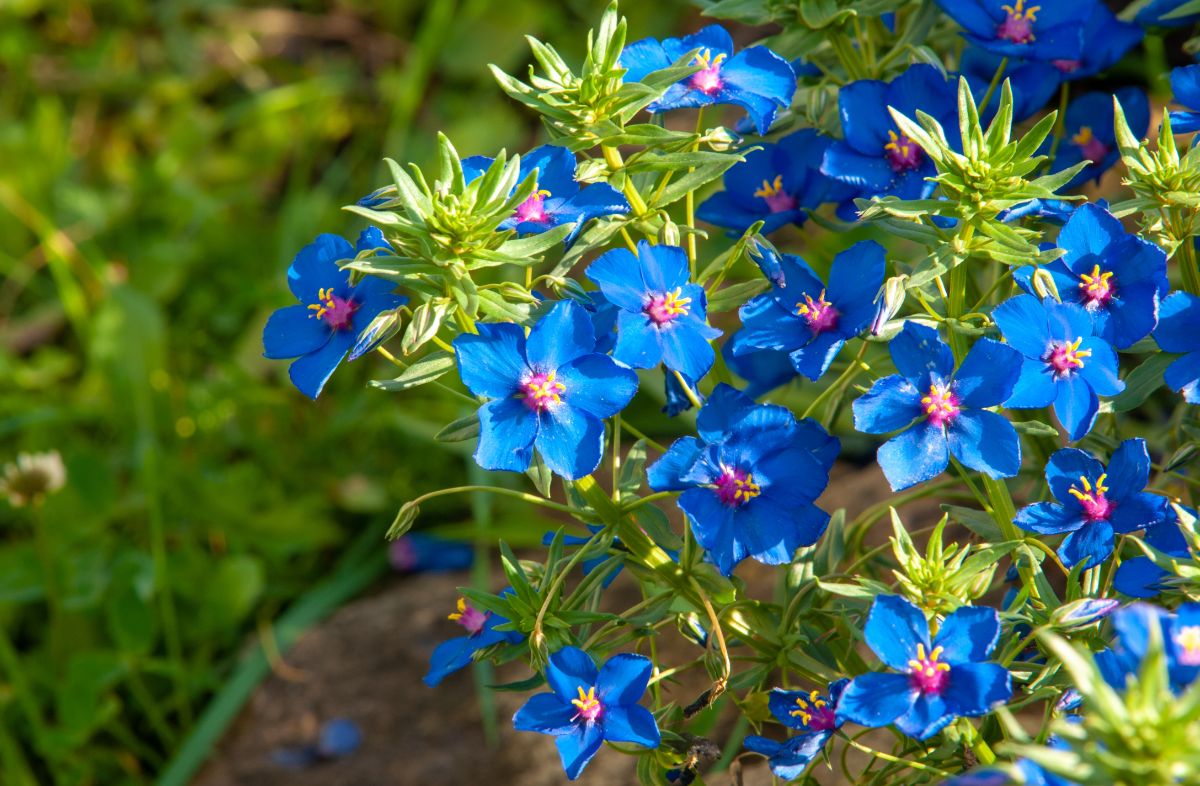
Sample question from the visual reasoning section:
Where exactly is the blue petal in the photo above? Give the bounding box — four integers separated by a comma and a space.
889, 322, 954, 383
586, 249, 647, 312
788, 332, 844, 381
600, 705, 660, 748
1057, 203, 1126, 259
821, 141, 895, 190
1005, 357, 1057, 408
864, 594, 931, 671
1076, 337, 1123, 397
597, 653, 653, 706
263, 305, 332, 360
736, 295, 807, 353
1172, 64, 1200, 108
1059, 520, 1115, 568
475, 397, 537, 473
947, 410, 1021, 480
513, 693, 577, 735
557, 354, 639, 419
736, 495, 828, 565
647, 437, 704, 492
1105, 438, 1151, 501
1054, 376, 1100, 441
1166, 352, 1200, 401
527, 300, 597, 371
943, 662, 1012, 718
637, 241, 689, 293
717, 47, 796, 134
1108, 493, 1169, 535
894, 693, 952, 740
679, 488, 741, 575
760, 734, 829, 780
659, 321, 718, 380
546, 646, 600, 702
620, 38, 670, 83
536, 406, 605, 480
1156, 291, 1200, 353
934, 606, 1001, 664
993, 295, 1052, 358
954, 338, 1022, 408
827, 240, 886, 330
1045, 447, 1105, 504
613, 310, 665, 369
287, 234, 355, 303
877, 421, 949, 491
852, 375, 922, 434
835, 672, 918, 728
424, 635, 479, 686
1014, 502, 1086, 535
1114, 557, 1170, 598
555, 723, 605, 780
742, 735, 784, 758
287, 330, 353, 399
836, 78, 891, 155
454, 322, 528, 398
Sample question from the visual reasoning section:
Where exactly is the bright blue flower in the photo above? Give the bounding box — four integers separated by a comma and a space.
993, 294, 1124, 441
390, 533, 474, 573
513, 646, 660, 780
837, 595, 1012, 740
998, 198, 1078, 224
1136, 0, 1200, 28
822, 65, 957, 201
1169, 65, 1200, 134
1012, 204, 1168, 349
932, 0, 1088, 62
1096, 603, 1200, 694
721, 333, 796, 398
853, 322, 1023, 491
734, 240, 886, 381
425, 595, 524, 687
647, 384, 838, 575
585, 241, 721, 381
1044, 88, 1148, 189
462, 145, 629, 246
697, 130, 854, 236
1047, 3, 1142, 80
961, 48, 1061, 123
1114, 506, 1192, 598
743, 680, 848, 780
620, 25, 796, 135
1155, 291, 1200, 403
453, 300, 638, 480
263, 230, 407, 399
1014, 439, 1170, 569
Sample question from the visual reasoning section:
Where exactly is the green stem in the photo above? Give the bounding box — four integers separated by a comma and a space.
840, 735, 953, 778
602, 146, 649, 218
1177, 235, 1200, 295
946, 261, 970, 362
618, 420, 667, 453
978, 56, 1009, 115
1044, 82, 1071, 173
410, 485, 586, 519
671, 369, 704, 410
801, 342, 869, 421
685, 109, 705, 278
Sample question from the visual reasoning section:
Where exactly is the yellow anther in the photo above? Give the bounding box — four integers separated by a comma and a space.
884, 130, 913, 158
448, 596, 468, 621
754, 174, 786, 199
1001, 0, 1040, 21
1177, 625, 1200, 654
1072, 126, 1095, 146
571, 685, 601, 716
1079, 264, 1114, 294
661, 288, 692, 317
693, 49, 727, 70
795, 289, 829, 317
307, 287, 337, 320
1068, 473, 1108, 503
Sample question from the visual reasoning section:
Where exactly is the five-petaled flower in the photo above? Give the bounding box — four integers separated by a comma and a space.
1014, 439, 1170, 569
993, 294, 1124, 441
425, 595, 523, 687
837, 595, 1012, 740
647, 385, 839, 575
263, 229, 407, 399
620, 25, 796, 135
453, 300, 638, 480
1097, 603, 1200, 695
586, 241, 721, 382
1047, 3, 1142, 80
1155, 290, 1200, 403
743, 680, 848, 780
853, 322, 1023, 491
513, 646, 660, 780
1113, 504, 1193, 598
933, 0, 1089, 62
1041, 88, 1148, 188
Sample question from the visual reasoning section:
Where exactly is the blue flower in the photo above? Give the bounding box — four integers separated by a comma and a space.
425, 595, 523, 687
263, 229, 407, 399
853, 322, 1023, 491
1047, 4, 1142, 80
647, 384, 839, 575
1155, 291, 1200, 403
663, 370, 703, 417
743, 680, 848, 780
822, 65, 957, 201
462, 145, 629, 246
1044, 88, 1148, 189
721, 333, 796, 398
1114, 506, 1192, 598
1169, 65, 1200, 134
697, 130, 854, 236
1136, 0, 1200, 27
998, 198, 1078, 224
1013, 439, 1170, 569
453, 300, 639, 480
585, 241, 722, 381
961, 48, 1061, 123
1096, 603, 1200, 694
620, 25, 796, 135
1012, 204, 1168, 349
837, 595, 1012, 740
734, 240, 886, 380
390, 533, 474, 573
992, 294, 1124, 441
513, 646, 660, 780
932, 0, 1088, 62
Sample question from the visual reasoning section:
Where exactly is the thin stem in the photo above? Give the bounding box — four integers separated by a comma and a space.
840, 735, 954, 778
618, 419, 667, 453
411, 485, 585, 519
978, 56, 1009, 115
602, 146, 649, 218
620, 491, 677, 514
801, 342, 869, 421
533, 526, 611, 642
685, 109, 706, 277
671, 369, 704, 410
1044, 81, 1071, 172
611, 414, 621, 502
375, 346, 479, 406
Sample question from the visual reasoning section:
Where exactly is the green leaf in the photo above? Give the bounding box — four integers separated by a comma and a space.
1012, 419, 1060, 438
1111, 352, 1173, 412
370, 351, 455, 392
942, 504, 1005, 542
707, 279, 769, 313
494, 222, 575, 258
106, 583, 156, 654
435, 412, 480, 443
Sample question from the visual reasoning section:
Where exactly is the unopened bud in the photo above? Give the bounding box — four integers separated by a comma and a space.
574, 158, 609, 184
701, 126, 741, 152
659, 218, 681, 247
1031, 267, 1061, 302
870, 275, 908, 335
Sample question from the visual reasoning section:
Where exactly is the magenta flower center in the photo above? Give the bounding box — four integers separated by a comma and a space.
753, 175, 798, 214
788, 690, 837, 731
307, 287, 359, 330
996, 0, 1039, 43
514, 188, 552, 224
715, 466, 761, 507
1045, 337, 1091, 377
795, 289, 839, 333
921, 384, 960, 427
645, 287, 692, 326
1068, 473, 1114, 522
1078, 264, 1115, 308
1052, 59, 1081, 73
884, 130, 923, 173
908, 643, 951, 695
1175, 625, 1200, 666
1072, 127, 1109, 164
571, 686, 603, 723
519, 370, 566, 411
448, 597, 489, 636
689, 49, 726, 95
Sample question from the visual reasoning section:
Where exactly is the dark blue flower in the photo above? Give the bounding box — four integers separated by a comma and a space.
821, 65, 957, 201
1169, 65, 1200, 134
1096, 602, 1200, 694
1046, 3, 1142, 80
837, 595, 1012, 740
647, 384, 838, 575
998, 198, 1078, 224
585, 241, 721, 381
933, 0, 1088, 62
853, 322, 1023, 491
462, 145, 629, 246
1114, 506, 1192, 598
513, 646, 660, 780
1012, 204, 1167, 349
390, 533, 474, 573
697, 130, 854, 236
993, 294, 1124, 441
1014, 439, 1170, 569
961, 48, 1061, 123
453, 300, 638, 480
263, 230, 407, 399
722, 332, 796, 398
425, 595, 524, 687
734, 240, 886, 381
1155, 291, 1200, 403
1044, 88, 1148, 189
1136, 0, 1200, 27
620, 25, 796, 135
743, 680, 848, 780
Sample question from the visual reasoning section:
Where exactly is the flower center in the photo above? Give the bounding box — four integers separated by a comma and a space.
645, 288, 692, 326
1052, 59, 1081, 73
518, 370, 566, 412
570, 686, 603, 723
448, 597, 489, 636
789, 690, 838, 731
997, 0, 1039, 43
795, 289, 839, 333
921, 384, 960, 427
1045, 337, 1091, 377
689, 49, 726, 95
884, 130, 923, 173
1068, 473, 1114, 522
753, 175, 798, 214
908, 643, 951, 695
307, 287, 359, 330
514, 187, 552, 224
715, 466, 761, 507
1072, 127, 1109, 164
1175, 625, 1200, 666
1078, 264, 1115, 308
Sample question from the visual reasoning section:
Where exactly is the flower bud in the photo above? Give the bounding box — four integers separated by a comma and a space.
659, 218, 681, 247
1031, 267, 1061, 302
702, 126, 741, 152
870, 275, 908, 335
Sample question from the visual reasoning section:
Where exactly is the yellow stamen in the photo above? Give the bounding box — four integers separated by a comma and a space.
693, 49, 727, 70
1176, 625, 1200, 654
307, 287, 337, 320
1071, 126, 1095, 146
571, 685, 601, 715
660, 288, 692, 318
884, 130, 914, 159
1068, 473, 1108, 504
907, 643, 951, 676
1078, 264, 1114, 295
447, 596, 468, 621
1001, 0, 1040, 21
754, 174, 786, 199
795, 289, 829, 317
